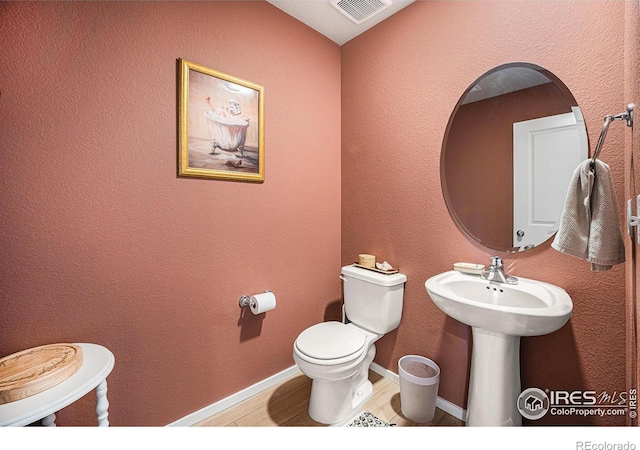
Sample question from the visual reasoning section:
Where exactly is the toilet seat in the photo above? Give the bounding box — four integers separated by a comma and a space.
295, 322, 366, 364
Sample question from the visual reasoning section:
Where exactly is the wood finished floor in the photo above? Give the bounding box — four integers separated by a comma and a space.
193, 370, 464, 427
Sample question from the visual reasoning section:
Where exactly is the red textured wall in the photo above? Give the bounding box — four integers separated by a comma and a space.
341, 0, 627, 425
625, 0, 640, 426
0, 0, 633, 428
0, 1, 342, 426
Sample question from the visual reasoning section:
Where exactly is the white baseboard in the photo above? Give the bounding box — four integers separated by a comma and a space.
168, 362, 467, 426
166, 365, 301, 427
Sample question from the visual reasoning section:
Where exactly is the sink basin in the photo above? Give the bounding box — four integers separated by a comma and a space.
425, 270, 573, 336
425, 270, 573, 426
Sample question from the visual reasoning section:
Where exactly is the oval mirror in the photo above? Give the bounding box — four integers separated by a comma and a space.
441, 63, 589, 253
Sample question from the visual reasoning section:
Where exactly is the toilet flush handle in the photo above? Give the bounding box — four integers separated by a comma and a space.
339, 276, 347, 282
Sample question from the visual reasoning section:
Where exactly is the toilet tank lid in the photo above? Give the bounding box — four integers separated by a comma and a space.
341, 264, 407, 286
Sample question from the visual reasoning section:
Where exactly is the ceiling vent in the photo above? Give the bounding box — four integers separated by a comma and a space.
330, 0, 393, 25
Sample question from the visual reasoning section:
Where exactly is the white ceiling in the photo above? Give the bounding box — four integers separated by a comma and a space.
267, 0, 416, 46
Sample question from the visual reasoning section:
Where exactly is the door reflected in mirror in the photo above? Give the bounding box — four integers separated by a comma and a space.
441, 63, 588, 253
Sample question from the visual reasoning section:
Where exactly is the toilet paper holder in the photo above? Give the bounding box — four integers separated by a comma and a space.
239, 290, 272, 309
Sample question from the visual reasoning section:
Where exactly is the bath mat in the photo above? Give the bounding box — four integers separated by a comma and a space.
345, 411, 395, 427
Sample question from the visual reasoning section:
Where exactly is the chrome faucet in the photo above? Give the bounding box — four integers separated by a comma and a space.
480, 256, 518, 285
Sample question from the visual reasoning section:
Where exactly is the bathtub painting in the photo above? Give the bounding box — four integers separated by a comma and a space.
204, 99, 250, 156
178, 58, 264, 182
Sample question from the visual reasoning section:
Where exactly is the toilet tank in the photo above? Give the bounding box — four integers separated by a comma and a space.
341, 265, 407, 334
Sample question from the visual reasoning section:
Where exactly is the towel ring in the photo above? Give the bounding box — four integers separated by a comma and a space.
590, 103, 634, 170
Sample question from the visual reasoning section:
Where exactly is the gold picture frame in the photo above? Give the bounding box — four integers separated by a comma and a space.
178, 58, 265, 182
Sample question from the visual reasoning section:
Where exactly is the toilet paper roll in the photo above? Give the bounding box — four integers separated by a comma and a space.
250, 291, 276, 315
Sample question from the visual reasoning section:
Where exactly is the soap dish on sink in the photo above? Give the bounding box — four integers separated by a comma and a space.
453, 262, 485, 275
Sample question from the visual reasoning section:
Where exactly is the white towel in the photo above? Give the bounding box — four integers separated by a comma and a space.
551, 159, 625, 271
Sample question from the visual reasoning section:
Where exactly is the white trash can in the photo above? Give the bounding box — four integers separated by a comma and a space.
398, 355, 440, 423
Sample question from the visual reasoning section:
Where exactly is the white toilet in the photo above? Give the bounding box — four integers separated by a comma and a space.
293, 264, 407, 425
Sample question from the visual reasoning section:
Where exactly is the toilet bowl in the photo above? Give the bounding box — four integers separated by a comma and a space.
293, 321, 381, 424
292, 265, 407, 425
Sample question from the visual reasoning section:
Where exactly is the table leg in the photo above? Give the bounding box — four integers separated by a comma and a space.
96, 379, 109, 426
41, 413, 56, 427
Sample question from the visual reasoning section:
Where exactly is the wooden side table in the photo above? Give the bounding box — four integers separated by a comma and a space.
0, 343, 115, 427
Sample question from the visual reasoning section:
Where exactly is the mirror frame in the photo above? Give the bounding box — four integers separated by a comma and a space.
440, 62, 588, 253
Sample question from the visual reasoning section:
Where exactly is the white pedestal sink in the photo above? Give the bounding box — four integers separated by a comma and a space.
425, 270, 573, 426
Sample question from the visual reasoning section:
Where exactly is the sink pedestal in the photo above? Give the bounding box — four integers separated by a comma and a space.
466, 328, 522, 426
425, 270, 573, 426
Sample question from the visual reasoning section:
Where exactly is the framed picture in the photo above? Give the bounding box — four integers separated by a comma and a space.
178, 58, 265, 182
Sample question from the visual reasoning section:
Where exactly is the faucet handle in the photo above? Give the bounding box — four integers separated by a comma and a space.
490, 256, 503, 268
